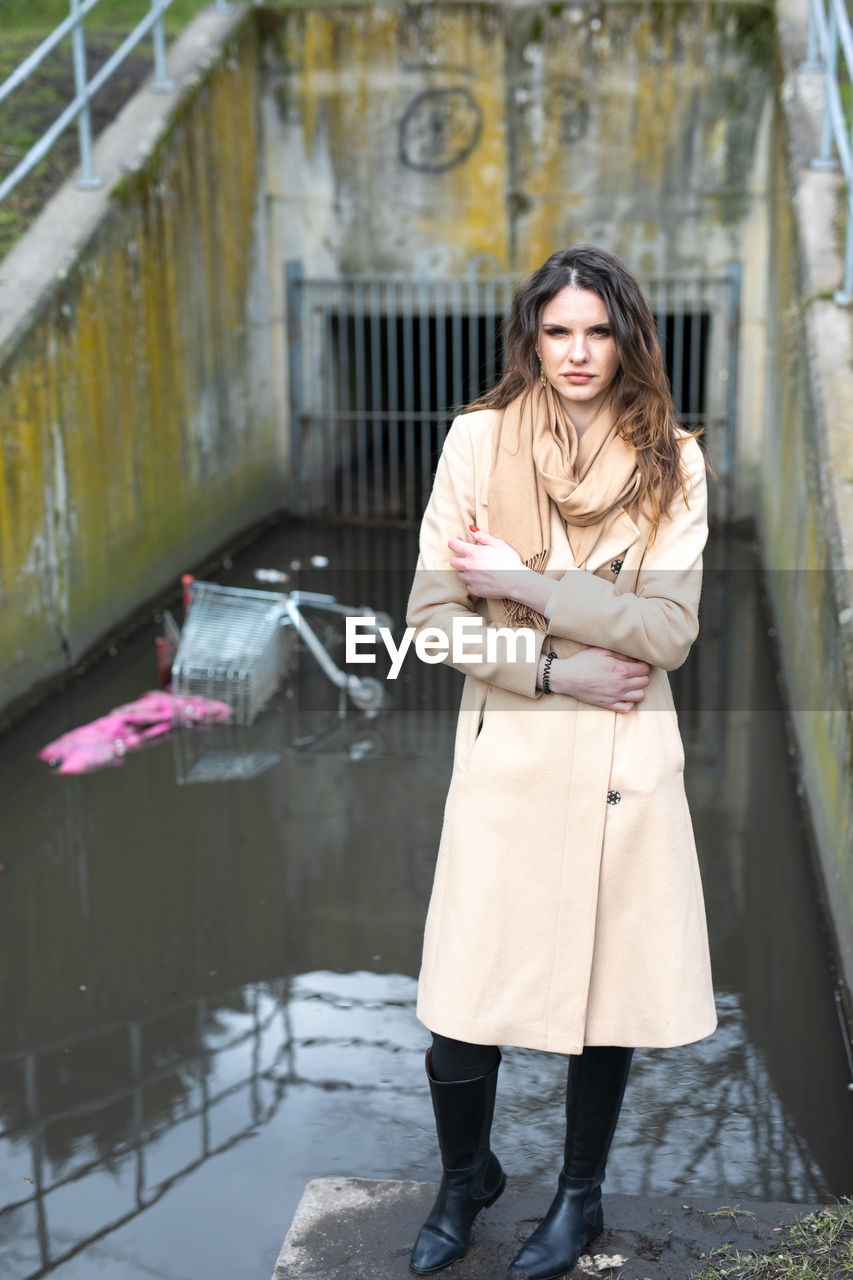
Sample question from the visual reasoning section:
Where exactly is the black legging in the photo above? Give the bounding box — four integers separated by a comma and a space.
430, 1033, 633, 1083
430, 1033, 501, 1081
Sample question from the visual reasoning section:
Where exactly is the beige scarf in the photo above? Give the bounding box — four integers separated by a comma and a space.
487, 382, 641, 630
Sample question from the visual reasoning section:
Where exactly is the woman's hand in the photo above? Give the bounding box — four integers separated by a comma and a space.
448, 529, 526, 600
543, 647, 650, 713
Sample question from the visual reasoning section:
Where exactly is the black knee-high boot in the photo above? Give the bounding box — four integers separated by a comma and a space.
507, 1046, 633, 1280
410, 1050, 506, 1275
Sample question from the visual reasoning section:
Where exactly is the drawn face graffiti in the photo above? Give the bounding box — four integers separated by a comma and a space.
399, 89, 483, 172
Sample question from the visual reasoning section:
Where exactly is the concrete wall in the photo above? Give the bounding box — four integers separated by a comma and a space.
263, 1, 774, 276
754, 5, 853, 1006
0, 9, 280, 722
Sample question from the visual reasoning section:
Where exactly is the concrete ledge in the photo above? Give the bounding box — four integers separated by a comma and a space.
274, 1178, 814, 1280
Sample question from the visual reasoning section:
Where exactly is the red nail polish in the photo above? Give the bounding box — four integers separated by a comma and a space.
469, 525, 479, 532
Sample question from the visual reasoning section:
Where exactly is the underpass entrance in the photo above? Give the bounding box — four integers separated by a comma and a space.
286, 263, 740, 526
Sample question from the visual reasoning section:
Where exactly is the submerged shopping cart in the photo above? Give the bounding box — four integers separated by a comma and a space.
171, 579, 389, 727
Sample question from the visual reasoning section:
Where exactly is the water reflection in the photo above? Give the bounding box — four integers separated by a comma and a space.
0, 523, 852, 1280
0, 972, 829, 1280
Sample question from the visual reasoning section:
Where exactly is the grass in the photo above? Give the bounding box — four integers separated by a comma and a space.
705, 1207, 760, 1225
691, 1200, 853, 1280
0, 0, 208, 261
1, 0, 209, 36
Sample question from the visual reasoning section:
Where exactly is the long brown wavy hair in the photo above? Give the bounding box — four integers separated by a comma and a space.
470, 245, 704, 538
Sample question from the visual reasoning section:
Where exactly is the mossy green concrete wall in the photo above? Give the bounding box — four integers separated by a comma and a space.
0, 13, 280, 720
263, 1, 773, 278
757, 63, 853, 999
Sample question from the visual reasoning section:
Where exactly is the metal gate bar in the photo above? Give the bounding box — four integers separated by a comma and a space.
286, 263, 740, 526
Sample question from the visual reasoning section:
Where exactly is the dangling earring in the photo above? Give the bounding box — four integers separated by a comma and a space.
538, 358, 547, 388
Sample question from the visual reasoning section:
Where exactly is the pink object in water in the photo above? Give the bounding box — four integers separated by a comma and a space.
39, 690, 232, 775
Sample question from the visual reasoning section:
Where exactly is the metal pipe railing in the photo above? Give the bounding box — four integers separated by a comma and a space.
0, 0, 230, 207
803, 0, 853, 304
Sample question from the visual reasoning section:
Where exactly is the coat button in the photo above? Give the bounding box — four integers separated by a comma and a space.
610, 558, 623, 574
607, 790, 621, 805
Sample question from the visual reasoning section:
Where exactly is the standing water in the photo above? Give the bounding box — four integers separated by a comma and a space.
1, 520, 852, 1280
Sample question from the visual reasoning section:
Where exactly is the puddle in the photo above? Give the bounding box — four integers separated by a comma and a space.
0, 520, 851, 1280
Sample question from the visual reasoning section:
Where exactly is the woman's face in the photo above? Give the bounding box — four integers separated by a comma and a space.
536, 286, 620, 421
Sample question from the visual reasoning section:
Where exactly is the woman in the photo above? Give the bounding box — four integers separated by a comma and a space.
405, 245, 716, 1280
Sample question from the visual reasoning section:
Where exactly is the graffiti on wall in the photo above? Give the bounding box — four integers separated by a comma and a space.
399, 88, 483, 172
396, 81, 589, 175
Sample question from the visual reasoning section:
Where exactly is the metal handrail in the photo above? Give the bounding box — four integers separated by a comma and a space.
0, 0, 229, 206
803, 0, 853, 303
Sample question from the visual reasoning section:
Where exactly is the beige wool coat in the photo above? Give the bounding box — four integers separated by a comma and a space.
406, 408, 717, 1055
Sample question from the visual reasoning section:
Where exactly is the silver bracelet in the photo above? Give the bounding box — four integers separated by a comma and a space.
542, 651, 558, 694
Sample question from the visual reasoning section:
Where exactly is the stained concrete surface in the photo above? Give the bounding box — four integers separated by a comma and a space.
275, 1178, 814, 1280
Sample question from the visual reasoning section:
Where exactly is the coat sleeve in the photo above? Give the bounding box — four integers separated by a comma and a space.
406, 414, 547, 697
545, 435, 709, 671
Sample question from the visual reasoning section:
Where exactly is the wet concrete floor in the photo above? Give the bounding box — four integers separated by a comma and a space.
1, 520, 852, 1280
